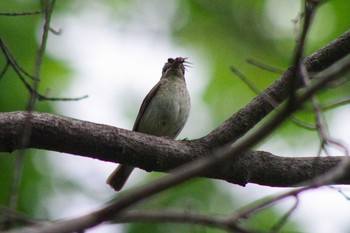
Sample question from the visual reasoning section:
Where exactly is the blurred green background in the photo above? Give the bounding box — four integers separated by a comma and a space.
1, 1, 350, 232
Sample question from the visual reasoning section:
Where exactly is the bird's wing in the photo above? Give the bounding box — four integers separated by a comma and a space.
132, 81, 162, 131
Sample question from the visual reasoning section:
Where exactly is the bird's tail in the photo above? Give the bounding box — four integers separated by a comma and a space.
106, 165, 134, 191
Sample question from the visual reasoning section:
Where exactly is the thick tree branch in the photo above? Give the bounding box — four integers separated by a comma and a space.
0, 111, 349, 187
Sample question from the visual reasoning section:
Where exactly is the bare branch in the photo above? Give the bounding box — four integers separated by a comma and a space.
0, 11, 43, 16
1, 111, 349, 187
321, 97, 350, 111
115, 210, 251, 233
245, 58, 284, 74
285, 0, 320, 117
0, 205, 41, 227
0, 61, 9, 80
270, 196, 299, 232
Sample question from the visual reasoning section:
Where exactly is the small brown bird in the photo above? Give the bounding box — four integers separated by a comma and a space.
106, 57, 191, 191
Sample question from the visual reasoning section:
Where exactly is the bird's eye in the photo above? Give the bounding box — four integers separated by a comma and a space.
167, 58, 175, 63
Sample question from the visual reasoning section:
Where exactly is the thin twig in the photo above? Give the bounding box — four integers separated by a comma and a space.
227, 188, 306, 224
115, 210, 251, 233
0, 205, 38, 226
270, 196, 299, 232
49, 27, 63, 35
287, 0, 318, 108
245, 58, 284, 74
0, 61, 10, 80
321, 97, 350, 111
0, 38, 38, 81
332, 187, 350, 201
0, 11, 43, 16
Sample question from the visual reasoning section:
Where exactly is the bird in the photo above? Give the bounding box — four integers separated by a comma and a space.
106, 57, 191, 191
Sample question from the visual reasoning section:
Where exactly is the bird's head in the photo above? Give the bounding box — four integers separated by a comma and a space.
161, 57, 190, 79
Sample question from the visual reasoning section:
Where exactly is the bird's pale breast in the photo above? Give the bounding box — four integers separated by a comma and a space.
138, 77, 190, 138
